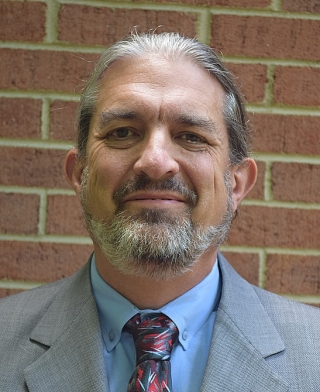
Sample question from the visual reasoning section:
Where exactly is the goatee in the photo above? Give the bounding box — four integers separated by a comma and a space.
80, 169, 233, 280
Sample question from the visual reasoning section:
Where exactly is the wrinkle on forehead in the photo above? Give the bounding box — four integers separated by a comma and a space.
93, 55, 227, 143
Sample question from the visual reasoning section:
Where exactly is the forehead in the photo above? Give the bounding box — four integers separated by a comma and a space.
93, 55, 227, 130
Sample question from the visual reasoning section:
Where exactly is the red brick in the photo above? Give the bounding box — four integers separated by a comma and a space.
0, 1, 46, 42
222, 252, 260, 285
266, 254, 320, 295
50, 100, 78, 141
0, 241, 93, 282
58, 5, 196, 46
250, 114, 320, 155
0, 98, 42, 139
274, 66, 320, 107
46, 195, 88, 236
0, 288, 24, 299
226, 63, 267, 103
0, 49, 97, 93
211, 15, 320, 61
226, 206, 320, 249
0, 146, 69, 188
246, 161, 265, 200
282, 0, 320, 13
272, 163, 320, 203
0, 193, 39, 235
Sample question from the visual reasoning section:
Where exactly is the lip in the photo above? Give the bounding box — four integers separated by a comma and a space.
123, 192, 186, 203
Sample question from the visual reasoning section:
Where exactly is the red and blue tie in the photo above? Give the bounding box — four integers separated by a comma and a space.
126, 313, 178, 392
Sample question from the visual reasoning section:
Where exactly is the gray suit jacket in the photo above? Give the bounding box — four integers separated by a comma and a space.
1, 253, 320, 391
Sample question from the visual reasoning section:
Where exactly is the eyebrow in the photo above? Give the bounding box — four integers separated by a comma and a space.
97, 109, 221, 137
98, 110, 141, 130
175, 114, 221, 137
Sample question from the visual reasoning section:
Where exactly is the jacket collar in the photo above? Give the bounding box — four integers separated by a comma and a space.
201, 253, 288, 391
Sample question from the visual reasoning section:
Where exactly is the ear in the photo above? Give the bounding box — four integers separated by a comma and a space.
64, 148, 85, 196
230, 157, 257, 211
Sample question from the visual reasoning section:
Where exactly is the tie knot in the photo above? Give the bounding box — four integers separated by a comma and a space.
126, 313, 178, 365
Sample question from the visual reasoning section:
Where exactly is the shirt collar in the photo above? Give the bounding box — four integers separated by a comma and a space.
91, 255, 221, 352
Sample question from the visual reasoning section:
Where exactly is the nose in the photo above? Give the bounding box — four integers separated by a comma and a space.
133, 129, 179, 180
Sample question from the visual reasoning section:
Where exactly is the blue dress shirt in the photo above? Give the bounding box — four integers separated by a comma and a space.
90, 255, 221, 392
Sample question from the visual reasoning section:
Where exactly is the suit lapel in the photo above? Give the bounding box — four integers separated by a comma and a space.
24, 262, 109, 392
201, 254, 289, 392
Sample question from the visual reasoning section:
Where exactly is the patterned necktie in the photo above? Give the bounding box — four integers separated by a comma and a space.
126, 313, 178, 392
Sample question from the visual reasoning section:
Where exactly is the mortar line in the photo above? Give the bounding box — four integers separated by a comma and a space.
45, 0, 60, 43
264, 64, 275, 105
208, 7, 320, 19
253, 154, 320, 164
270, 0, 282, 12
0, 186, 74, 195
0, 91, 79, 100
247, 105, 320, 115
41, 98, 51, 140
258, 248, 267, 289
38, 191, 48, 236
241, 199, 320, 210
264, 161, 273, 201
221, 245, 320, 256
0, 234, 93, 245
0, 281, 45, 290
196, 10, 212, 45
0, 139, 73, 149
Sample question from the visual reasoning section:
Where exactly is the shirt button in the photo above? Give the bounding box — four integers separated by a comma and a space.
109, 330, 115, 341
182, 330, 188, 340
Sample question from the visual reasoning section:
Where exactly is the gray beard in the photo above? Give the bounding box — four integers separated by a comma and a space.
80, 168, 233, 280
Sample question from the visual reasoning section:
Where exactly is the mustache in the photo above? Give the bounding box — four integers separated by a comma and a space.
113, 174, 198, 207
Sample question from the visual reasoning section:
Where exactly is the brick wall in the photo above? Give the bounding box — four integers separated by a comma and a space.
0, 0, 319, 305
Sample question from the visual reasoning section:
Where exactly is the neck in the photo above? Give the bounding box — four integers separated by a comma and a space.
94, 246, 218, 309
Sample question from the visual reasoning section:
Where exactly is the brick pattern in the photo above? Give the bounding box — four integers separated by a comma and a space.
0, 98, 42, 138
0, 2, 46, 42
0, 147, 67, 188
250, 114, 320, 155
0, 193, 40, 235
212, 15, 320, 61
282, 0, 320, 13
0, 242, 93, 282
266, 254, 320, 295
1, 0, 320, 307
274, 67, 320, 106
50, 100, 78, 141
58, 6, 197, 45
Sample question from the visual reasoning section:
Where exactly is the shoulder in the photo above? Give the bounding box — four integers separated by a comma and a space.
218, 251, 320, 344
0, 277, 69, 336
0, 261, 91, 336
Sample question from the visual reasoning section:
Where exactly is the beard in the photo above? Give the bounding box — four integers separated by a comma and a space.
80, 168, 234, 280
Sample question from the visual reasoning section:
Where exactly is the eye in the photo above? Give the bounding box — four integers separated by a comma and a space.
108, 127, 134, 139
103, 127, 141, 149
179, 133, 206, 144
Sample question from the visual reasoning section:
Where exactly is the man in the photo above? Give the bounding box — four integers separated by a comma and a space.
0, 32, 320, 392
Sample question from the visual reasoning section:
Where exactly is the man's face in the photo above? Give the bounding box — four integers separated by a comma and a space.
79, 55, 235, 279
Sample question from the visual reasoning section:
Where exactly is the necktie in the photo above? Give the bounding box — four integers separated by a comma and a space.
126, 313, 178, 392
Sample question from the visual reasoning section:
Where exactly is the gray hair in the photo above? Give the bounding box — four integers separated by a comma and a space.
77, 32, 251, 164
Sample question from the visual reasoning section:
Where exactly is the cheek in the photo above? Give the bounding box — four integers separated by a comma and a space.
189, 160, 229, 225
85, 148, 135, 208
